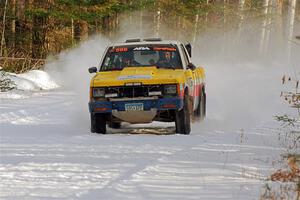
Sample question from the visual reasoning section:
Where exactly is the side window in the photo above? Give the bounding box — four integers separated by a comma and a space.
180, 44, 190, 66
104, 57, 110, 66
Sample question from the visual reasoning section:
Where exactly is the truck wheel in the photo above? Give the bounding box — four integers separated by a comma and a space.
175, 93, 191, 135
194, 89, 206, 120
201, 91, 206, 120
90, 113, 107, 134
194, 89, 204, 118
194, 89, 201, 118
109, 122, 121, 129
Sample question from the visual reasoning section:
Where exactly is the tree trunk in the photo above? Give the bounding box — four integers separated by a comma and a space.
192, 14, 199, 45
155, 9, 161, 37
259, 0, 270, 54
17, 0, 26, 20
11, 0, 16, 56
71, 18, 74, 45
15, 0, 26, 53
27, 0, 34, 57
237, 0, 245, 47
74, 20, 89, 42
1, 0, 8, 57
287, 0, 297, 64
32, 0, 47, 59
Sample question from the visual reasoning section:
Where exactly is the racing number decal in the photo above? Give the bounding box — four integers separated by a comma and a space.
109, 47, 128, 53
115, 47, 128, 52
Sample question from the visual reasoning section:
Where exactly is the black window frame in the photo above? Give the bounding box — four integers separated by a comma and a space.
99, 44, 184, 71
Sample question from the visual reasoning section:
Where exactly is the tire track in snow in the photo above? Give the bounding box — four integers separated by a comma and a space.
0, 143, 182, 199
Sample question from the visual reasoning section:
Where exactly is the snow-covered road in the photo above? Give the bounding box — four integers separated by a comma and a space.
0, 88, 289, 199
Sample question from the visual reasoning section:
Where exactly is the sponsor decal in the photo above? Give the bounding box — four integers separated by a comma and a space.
133, 47, 150, 51
118, 75, 152, 80
109, 47, 128, 53
153, 47, 177, 51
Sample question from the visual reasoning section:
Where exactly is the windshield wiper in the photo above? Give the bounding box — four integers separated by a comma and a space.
100, 68, 123, 72
157, 66, 176, 70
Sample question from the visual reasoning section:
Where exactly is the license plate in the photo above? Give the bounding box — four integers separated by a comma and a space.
125, 103, 144, 111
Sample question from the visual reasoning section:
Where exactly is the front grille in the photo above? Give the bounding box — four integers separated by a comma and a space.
106, 85, 162, 98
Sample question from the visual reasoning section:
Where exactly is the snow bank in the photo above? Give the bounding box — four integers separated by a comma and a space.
0, 70, 59, 99
17, 70, 59, 90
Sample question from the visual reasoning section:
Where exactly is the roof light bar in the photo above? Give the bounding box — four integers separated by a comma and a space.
143, 38, 162, 42
125, 39, 141, 43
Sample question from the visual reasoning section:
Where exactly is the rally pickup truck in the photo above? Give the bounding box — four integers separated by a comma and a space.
88, 38, 206, 134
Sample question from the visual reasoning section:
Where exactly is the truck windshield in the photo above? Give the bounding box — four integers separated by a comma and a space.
100, 45, 182, 71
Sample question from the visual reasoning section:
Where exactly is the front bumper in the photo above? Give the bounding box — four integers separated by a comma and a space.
89, 97, 183, 113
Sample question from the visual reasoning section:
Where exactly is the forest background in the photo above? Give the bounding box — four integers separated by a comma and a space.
0, 0, 276, 73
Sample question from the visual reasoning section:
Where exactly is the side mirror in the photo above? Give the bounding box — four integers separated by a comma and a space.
185, 43, 192, 57
88, 67, 97, 73
187, 63, 196, 70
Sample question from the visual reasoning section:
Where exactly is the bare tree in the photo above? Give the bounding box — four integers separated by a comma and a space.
1, 0, 8, 57
11, 0, 16, 56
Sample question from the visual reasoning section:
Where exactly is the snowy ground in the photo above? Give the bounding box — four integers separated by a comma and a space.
0, 66, 296, 200
0, 87, 288, 199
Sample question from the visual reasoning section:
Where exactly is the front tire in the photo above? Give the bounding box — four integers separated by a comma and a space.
201, 91, 206, 120
175, 93, 191, 135
90, 113, 107, 134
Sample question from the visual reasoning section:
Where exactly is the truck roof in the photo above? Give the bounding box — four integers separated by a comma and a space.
111, 38, 182, 47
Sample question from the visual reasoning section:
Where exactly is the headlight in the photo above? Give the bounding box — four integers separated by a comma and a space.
93, 88, 105, 97
164, 85, 177, 95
